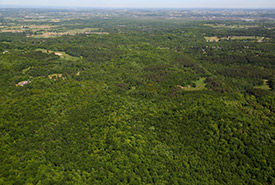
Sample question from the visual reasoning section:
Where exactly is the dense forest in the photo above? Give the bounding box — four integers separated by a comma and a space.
0, 8, 275, 184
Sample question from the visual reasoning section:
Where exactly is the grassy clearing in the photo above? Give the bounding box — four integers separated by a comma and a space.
227, 36, 265, 42
0, 25, 106, 37
177, 78, 206, 91
1, 30, 23, 33
205, 36, 266, 42
28, 32, 61, 38
65, 28, 100, 34
28, 25, 54, 29
195, 78, 207, 89
36, 49, 79, 61
29, 28, 107, 38
0, 25, 55, 33
22, 67, 32, 74
204, 36, 220, 42
254, 80, 270, 90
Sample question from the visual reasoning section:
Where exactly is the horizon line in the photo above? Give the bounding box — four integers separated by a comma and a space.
1, 5, 275, 10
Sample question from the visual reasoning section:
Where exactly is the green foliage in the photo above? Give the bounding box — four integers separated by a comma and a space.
246, 88, 271, 98
0, 8, 275, 185
267, 77, 275, 91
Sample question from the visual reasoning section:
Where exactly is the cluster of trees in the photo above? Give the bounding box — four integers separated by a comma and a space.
0, 9, 275, 184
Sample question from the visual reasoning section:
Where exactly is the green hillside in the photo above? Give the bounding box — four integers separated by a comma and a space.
0, 8, 275, 185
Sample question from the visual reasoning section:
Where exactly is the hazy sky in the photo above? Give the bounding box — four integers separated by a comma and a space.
1, 0, 275, 8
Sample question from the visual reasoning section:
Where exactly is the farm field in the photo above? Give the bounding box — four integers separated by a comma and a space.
0, 24, 106, 37
29, 28, 108, 38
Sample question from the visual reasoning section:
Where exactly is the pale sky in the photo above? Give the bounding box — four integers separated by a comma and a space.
1, 0, 275, 9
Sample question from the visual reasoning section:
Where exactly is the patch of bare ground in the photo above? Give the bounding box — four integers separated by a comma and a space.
48, 74, 63, 81
1, 30, 23, 33
204, 36, 220, 42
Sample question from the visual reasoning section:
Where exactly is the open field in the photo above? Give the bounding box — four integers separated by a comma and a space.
1, 30, 24, 33
0, 24, 55, 33
29, 28, 108, 38
27, 25, 55, 29
0, 25, 108, 37
177, 78, 206, 91
36, 49, 80, 61
254, 80, 271, 90
204, 24, 259, 29
29, 32, 67, 38
205, 36, 220, 42
205, 36, 266, 42
227, 36, 265, 42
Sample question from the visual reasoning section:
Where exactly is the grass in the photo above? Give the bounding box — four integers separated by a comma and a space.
254, 80, 270, 90
0, 25, 54, 33
177, 78, 207, 91
204, 36, 220, 42
204, 24, 259, 29
29, 28, 106, 38
22, 67, 32, 74
228, 36, 265, 42
195, 78, 207, 89
36, 49, 79, 61
205, 36, 266, 43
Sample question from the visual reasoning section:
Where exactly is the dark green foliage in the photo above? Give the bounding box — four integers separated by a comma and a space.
246, 88, 271, 97
218, 66, 271, 79
0, 8, 275, 185
173, 54, 206, 75
267, 77, 275, 91
205, 77, 226, 92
